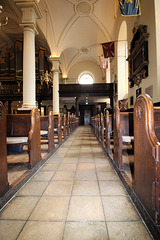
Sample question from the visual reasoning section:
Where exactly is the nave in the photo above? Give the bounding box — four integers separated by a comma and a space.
0, 126, 152, 240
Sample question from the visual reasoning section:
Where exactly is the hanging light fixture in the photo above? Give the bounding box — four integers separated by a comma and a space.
0, 5, 8, 28
40, 70, 53, 87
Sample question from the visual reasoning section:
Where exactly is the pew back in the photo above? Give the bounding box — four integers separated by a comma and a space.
134, 94, 160, 225
7, 110, 42, 169
28, 108, 41, 169
7, 114, 31, 137
0, 102, 9, 196
114, 107, 134, 170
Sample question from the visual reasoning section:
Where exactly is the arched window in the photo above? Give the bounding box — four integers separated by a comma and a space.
78, 71, 94, 84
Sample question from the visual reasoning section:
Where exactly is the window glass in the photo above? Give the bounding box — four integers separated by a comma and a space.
79, 74, 93, 84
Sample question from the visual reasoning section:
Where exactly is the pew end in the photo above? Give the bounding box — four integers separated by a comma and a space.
0, 102, 9, 197
134, 94, 160, 225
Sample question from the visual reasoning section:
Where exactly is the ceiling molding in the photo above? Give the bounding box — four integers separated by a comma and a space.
89, 12, 111, 41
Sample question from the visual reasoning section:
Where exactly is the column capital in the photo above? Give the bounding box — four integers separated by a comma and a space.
14, 0, 42, 33
49, 56, 61, 63
50, 57, 61, 72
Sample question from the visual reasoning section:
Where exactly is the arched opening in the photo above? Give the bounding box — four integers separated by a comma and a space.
78, 71, 94, 84
117, 21, 128, 101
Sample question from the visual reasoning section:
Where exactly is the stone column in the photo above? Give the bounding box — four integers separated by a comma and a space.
14, 0, 42, 109
50, 57, 60, 114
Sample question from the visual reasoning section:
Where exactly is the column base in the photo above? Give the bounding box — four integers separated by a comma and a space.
17, 105, 36, 114
22, 104, 36, 109
53, 111, 60, 115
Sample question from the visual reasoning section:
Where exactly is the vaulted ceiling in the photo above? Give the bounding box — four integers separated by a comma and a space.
0, 0, 118, 78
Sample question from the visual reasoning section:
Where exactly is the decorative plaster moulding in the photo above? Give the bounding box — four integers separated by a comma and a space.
14, 0, 42, 19
75, 1, 93, 16
81, 47, 89, 53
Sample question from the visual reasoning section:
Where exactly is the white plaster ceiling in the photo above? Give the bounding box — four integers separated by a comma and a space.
0, 0, 118, 77
36, 0, 118, 76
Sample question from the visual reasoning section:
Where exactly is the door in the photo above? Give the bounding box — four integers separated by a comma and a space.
84, 109, 91, 125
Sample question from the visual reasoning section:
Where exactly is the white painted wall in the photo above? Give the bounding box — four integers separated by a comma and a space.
114, 0, 158, 108
68, 61, 104, 84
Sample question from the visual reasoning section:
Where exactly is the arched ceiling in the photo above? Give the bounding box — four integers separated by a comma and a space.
0, 0, 118, 77
37, 0, 117, 76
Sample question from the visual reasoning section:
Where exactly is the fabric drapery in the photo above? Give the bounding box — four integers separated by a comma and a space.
119, 0, 141, 16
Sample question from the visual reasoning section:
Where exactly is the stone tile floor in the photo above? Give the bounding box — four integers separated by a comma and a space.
0, 126, 153, 240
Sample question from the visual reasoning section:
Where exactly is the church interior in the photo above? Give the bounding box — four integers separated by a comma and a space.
0, 0, 160, 239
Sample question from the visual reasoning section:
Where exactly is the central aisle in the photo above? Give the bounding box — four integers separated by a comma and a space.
0, 126, 152, 240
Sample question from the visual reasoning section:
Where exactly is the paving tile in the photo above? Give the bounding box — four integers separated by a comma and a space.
78, 157, 94, 163
0, 196, 39, 220
95, 162, 113, 171
17, 181, 48, 196
107, 221, 152, 240
47, 157, 63, 163
99, 181, 127, 196
72, 181, 100, 196
102, 196, 140, 221
67, 197, 105, 221
62, 157, 78, 163
52, 171, 76, 181
65, 153, 79, 158
29, 196, 69, 221
43, 181, 73, 196
40, 163, 60, 171
31, 171, 55, 181
75, 170, 97, 181
63, 222, 109, 240
0, 220, 25, 240
77, 163, 95, 170
97, 171, 119, 181
58, 163, 77, 171
17, 221, 65, 240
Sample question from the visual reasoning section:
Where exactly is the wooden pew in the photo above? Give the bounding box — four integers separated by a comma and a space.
91, 114, 100, 140
62, 114, 67, 140
100, 113, 105, 146
54, 114, 62, 144
105, 111, 113, 154
28, 109, 41, 169
7, 109, 41, 169
134, 94, 160, 225
0, 102, 9, 197
66, 112, 70, 136
113, 107, 134, 170
40, 111, 55, 152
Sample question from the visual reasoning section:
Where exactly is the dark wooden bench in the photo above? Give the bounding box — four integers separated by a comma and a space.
54, 114, 62, 144
134, 94, 160, 225
105, 111, 113, 154
91, 114, 100, 140
40, 111, 55, 152
7, 109, 41, 169
113, 107, 134, 170
0, 102, 9, 197
62, 114, 67, 140
66, 112, 70, 136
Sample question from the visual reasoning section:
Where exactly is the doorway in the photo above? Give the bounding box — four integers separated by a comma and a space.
84, 109, 91, 125
79, 105, 95, 125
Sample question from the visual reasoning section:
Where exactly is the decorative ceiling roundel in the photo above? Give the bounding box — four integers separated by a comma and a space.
75, 1, 92, 16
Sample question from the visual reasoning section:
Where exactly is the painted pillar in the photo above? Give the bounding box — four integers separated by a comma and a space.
50, 57, 60, 114
14, 0, 42, 109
